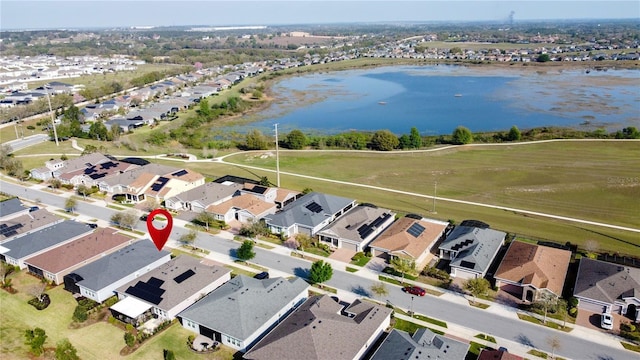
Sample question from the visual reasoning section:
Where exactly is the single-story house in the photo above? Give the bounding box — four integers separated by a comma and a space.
57, 160, 138, 187
110, 256, 231, 325
239, 183, 278, 203
263, 192, 356, 238
23, 228, 133, 285
370, 328, 469, 360
98, 163, 178, 194
317, 204, 396, 253
573, 257, 640, 321
164, 181, 243, 212
206, 194, 277, 224
178, 275, 309, 352
478, 349, 524, 360
30, 152, 113, 181
0, 221, 94, 269
244, 295, 392, 360
0, 209, 62, 243
494, 241, 572, 302
63, 240, 171, 303
438, 225, 506, 279
0, 198, 29, 221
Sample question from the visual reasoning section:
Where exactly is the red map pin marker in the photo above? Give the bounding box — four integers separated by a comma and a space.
147, 208, 173, 251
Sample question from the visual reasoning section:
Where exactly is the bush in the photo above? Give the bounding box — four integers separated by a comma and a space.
28, 294, 51, 310
62, 184, 74, 190
569, 307, 578, 317
568, 297, 579, 308
351, 252, 366, 261
72, 305, 88, 322
125, 324, 134, 332
422, 266, 450, 281
187, 334, 195, 346
124, 332, 135, 347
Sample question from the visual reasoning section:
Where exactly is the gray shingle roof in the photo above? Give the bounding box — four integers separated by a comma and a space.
115, 256, 230, 312
1, 220, 92, 260
439, 226, 506, 274
316, 205, 395, 244
178, 275, 309, 340
264, 192, 355, 229
73, 240, 171, 291
244, 295, 391, 360
574, 257, 640, 305
167, 181, 242, 206
370, 328, 469, 360
0, 198, 26, 219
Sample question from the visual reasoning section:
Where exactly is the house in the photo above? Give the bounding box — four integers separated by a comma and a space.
110, 256, 231, 325
57, 160, 138, 187
494, 241, 571, 302
0, 198, 29, 221
206, 194, 277, 224
239, 183, 278, 203
263, 192, 356, 238
573, 258, 640, 321
30, 152, 113, 181
478, 349, 524, 360
438, 225, 506, 279
0, 221, 93, 268
244, 295, 392, 360
23, 228, 133, 285
370, 328, 469, 360
369, 215, 449, 269
274, 188, 301, 209
178, 275, 309, 352
317, 204, 396, 253
164, 181, 243, 212
0, 209, 62, 243
63, 240, 171, 303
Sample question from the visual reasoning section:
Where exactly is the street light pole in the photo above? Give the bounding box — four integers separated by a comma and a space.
274, 123, 280, 188
45, 84, 59, 147
410, 296, 414, 318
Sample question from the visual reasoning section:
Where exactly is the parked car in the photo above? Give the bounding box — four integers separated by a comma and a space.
86, 223, 98, 229
254, 271, 269, 280
28, 206, 39, 212
403, 286, 426, 296
601, 313, 614, 330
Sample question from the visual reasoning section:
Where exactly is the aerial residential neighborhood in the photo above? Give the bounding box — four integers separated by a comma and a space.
1, 2, 639, 360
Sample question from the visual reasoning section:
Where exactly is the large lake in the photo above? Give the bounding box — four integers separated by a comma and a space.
225, 65, 640, 135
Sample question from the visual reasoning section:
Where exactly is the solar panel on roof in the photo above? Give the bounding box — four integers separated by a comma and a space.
0, 223, 23, 237
125, 286, 163, 305
147, 277, 165, 287
305, 202, 323, 213
171, 169, 188, 177
150, 177, 169, 192
459, 260, 476, 269
406, 222, 426, 238
174, 269, 195, 284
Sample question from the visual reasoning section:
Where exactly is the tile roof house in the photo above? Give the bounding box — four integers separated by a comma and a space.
369, 215, 449, 269
164, 181, 243, 212
110, 256, 231, 325
0, 209, 62, 243
370, 328, 469, 360
0, 220, 94, 269
0, 198, 29, 221
573, 257, 640, 321
494, 241, 571, 302
23, 228, 133, 285
178, 275, 309, 352
206, 194, 277, 224
478, 349, 524, 360
244, 295, 392, 360
63, 240, 171, 302
263, 192, 356, 238
317, 204, 396, 253
438, 225, 506, 279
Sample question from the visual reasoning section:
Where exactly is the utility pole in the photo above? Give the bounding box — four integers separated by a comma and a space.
432, 181, 437, 213
274, 123, 280, 187
45, 84, 59, 147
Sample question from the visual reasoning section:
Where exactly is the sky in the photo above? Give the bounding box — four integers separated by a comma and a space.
1, 0, 638, 30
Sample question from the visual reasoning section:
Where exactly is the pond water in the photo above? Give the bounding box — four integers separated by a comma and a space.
224, 65, 640, 135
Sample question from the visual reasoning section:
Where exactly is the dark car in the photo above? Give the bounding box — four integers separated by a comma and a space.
28, 206, 39, 212
403, 286, 426, 296
86, 223, 98, 229
139, 214, 148, 221
254, 271, 269, 280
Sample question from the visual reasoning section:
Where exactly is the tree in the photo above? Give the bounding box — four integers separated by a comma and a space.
537, 54, 551, 62
285, 129, 307, 149
451, 126, 473, 145
398, 134, 411, 149
198, 98, 211, 118
0, 144, 13, 168
259, 176, 270, 186
309, 260, 333, 284
302, 187, 313, 195
55, 339, 80, 360
409, 127, 422, 148
163, 349, 176, 360
88, 121, 108, 141
464, 278, 490, 304
65, 196, 78, 214
507, 125, 521, 141
370, 130, 399, 151
27, 282, 47, 302
124, 332, 135, 347
583, 239, 599, 258
195, 211, 216, 231
537, 291, 558, 324
142, 198, 160, 212
0, 262, 13, 286
24, 327, 47, 356
370, 282, 389, 298
390, 257, 415, 284
49, 178, 62, 189
237, 240, 256, 261
547, 335, 561, 359
119, 209, 138, 230
245, 129, 268, 150
179, 229, 198, 247
76, 184, 90, 199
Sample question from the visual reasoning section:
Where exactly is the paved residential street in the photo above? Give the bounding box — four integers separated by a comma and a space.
0, 179, 638, 360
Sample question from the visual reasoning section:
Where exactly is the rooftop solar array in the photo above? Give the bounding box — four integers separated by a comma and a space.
451, 238, 474, 251
305, 201, 323, 213
125, 279, 166, 305
150, 177, 169, 192
0, 223, 23, 238
173, 269, 196, 284
99, 161, 119, 170
356, 213, 393, 240
406, 222, 426, 238
171, 169, 188, 177
459, 260, 476, 269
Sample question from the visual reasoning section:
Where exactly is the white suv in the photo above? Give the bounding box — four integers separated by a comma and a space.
601, 313, 614, 330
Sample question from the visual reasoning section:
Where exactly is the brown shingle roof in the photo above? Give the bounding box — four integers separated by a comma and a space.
494, 241, 571, 296
0, 209, 61, 241
23, 228, 132, 273
370, 217, 448, 259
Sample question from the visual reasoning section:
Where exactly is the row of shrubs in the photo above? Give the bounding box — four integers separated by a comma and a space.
621, 323, 640, 342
